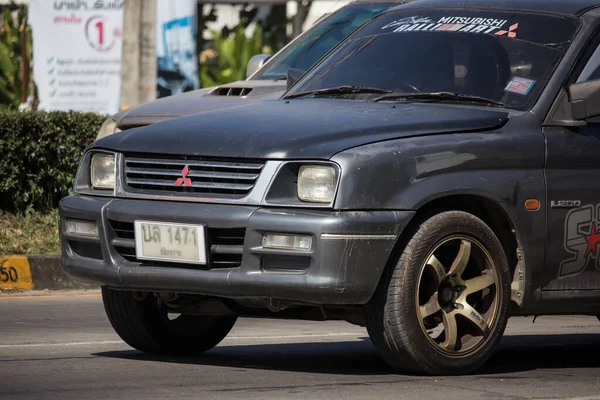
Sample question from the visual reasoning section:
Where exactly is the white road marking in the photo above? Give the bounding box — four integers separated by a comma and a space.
227, 332, 361, 340
534, 397, 600, 400
0, 332, 362, 348
0, 340, 124, 348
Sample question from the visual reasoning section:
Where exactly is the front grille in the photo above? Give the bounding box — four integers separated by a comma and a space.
108, 220, 244, 269
123, 156, 264, 198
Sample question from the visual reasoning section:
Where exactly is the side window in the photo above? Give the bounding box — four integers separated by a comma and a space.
577, 43, 600, 82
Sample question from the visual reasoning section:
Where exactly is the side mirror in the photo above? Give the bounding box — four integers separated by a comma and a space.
286, 68, 306, 91
569, 79, 600, 121
246, 54, 271, 78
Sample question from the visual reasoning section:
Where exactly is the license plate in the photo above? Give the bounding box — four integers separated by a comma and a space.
134, 220, 206, 264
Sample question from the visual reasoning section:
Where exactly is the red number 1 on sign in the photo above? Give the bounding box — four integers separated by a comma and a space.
95, 20, 104, 45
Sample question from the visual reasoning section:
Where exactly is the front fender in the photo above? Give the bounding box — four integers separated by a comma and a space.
330, 129, 544, 213
330, 126, 547, 300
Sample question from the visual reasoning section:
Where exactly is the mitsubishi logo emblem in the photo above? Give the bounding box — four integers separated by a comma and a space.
495, 23, 518, 38
175, 165, 192, 187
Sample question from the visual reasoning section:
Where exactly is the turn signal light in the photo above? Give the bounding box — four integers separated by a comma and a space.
525, 199, 540, 211
262, 233, 312, 251
66, 219, 99, 237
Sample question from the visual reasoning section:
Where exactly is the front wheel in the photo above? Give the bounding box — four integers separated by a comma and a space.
366, 210, 511, 375
102, 287, 237, 355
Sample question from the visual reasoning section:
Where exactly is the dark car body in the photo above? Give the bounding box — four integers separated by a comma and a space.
60, 0, 600, 374
106, 0, 407, 133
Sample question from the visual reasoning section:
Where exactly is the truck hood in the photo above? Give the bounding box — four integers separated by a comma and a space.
94, 98, 509, 159
114, 80, 286, 128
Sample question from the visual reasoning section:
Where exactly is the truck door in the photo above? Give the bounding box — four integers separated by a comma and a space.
543, 43, 600, 291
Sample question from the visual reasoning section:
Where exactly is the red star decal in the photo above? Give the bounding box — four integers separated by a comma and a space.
585, 222, 600, 257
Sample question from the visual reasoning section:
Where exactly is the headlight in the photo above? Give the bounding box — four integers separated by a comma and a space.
90, 153, 115, 189
96, 118, 120, 140
297, 165, 336, 203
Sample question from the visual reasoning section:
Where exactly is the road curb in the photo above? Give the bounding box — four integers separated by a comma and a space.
0, 255, 97, 292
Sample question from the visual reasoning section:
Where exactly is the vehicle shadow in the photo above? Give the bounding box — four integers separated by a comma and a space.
93, 333, 600, 376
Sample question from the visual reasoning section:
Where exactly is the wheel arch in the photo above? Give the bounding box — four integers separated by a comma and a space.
375, 193, 526, 309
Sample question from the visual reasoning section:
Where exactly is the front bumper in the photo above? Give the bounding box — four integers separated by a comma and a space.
59, 195, 414, 305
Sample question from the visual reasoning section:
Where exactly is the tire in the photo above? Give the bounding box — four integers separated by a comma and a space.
366, 210, 511, 375
102, 287, 237, 355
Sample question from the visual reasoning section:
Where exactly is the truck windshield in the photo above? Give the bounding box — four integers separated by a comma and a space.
252, 1, 399, 80
286, 10, 580, 110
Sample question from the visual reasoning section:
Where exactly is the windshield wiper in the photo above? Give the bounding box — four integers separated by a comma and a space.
372, 92, 504, 107
283, 85, 392, 99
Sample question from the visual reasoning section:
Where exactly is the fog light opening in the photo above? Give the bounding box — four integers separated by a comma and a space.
66, 219, 99, 238
262, 233, 312, 251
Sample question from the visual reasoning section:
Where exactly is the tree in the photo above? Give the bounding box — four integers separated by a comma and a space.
292, 0, 312, 38
0, 5, 33, 108
199, 23, 266, 87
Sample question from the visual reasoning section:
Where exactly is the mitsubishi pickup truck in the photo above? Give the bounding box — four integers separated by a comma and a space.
60, 0, 600, 375
96, 0, 409, 139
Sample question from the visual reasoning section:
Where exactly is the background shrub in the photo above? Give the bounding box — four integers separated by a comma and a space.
0, 107, 108, 213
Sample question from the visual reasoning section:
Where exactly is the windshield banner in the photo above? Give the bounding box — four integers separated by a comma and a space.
381, 15, 518, 38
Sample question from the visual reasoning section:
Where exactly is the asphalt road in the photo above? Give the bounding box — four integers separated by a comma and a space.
1, 292, 600, 400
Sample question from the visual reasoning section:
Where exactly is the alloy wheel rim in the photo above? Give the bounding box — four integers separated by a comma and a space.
415, 235, 500, 356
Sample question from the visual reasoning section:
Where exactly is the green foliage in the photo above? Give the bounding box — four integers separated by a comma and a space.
0, 6, 32, 108
0, 209, 59, 255
0, 108, 108, 213
199, 24, 268, 87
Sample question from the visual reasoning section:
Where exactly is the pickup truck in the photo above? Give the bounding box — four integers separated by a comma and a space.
96, 0, 407, 138
60, 0, 600, 375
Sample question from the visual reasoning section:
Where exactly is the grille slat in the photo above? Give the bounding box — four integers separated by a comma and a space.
211, 245, 243, 255
113, 238, 135, 249
124, 156, 264, 197
212, 260, 243, 267
127, 167, 259, 181
126, 157, 264, 170
127, 178, 254, 191
109, 220, 245, 269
